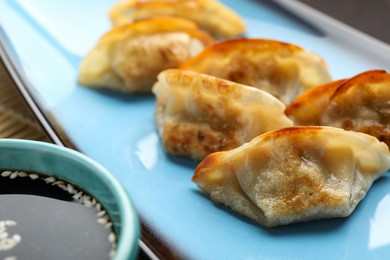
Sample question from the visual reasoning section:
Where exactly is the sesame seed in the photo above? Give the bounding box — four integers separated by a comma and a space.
18, 171, 28, 177
84, 201, 93, 208
12, 234, 22, 243
67, 183, 74, 193
10, 172, 18, 179
108, 233, 116, 243
4, 256, 18, 260
52, 180, 65, 186
45, 177, 56, 183
1, 171, 12, 177
29, 174, 39, 180
57, 184, 68, 191
82, 195, 92, 205
97, 218, 107, 225
96, 210, 106, 218
104, 222, 113, 229
83, 196, 93, 206
73, 191, 83, 200
5, 220, 17, 226
1, 238, 16, 251
0, 231, 8, 239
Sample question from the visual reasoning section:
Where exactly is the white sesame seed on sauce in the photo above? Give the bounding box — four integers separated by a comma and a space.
97, 210, 106, 218
97, 218, 108, 225
17, 171, 28, 177
12, 234, 21, 243
5, 221, 17, 227
52, 180, 65, 186
28, 174, 39, 180
4, 256, 18, 260
95, 203, 102, 211
9, 172, 18, 179
67, 183, 74, 193
105, 222, 113, 229
1, 171, 118, 256
73, 191, 83, 200
1, 171, 12, 177
108, 233, 116, 243
44, 177, 56, 183
0, 220, 22, 252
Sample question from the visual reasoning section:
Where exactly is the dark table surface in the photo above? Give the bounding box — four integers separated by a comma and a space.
298, 0, 390, 44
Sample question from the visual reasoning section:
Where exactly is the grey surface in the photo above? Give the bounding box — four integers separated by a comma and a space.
298, 0, 390, 44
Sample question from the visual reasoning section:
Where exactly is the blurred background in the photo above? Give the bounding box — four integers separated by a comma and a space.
299, 0, 390, 44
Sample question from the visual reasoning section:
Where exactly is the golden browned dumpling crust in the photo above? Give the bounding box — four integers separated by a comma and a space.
287, 70, 390, 148
322, 70, 390, 146
109, 0, 246, 39
285, 79, 346, 125
78, 17, 214, 93
180, 38, 332, 104
152, 69, 293, 161
193, 126, 390, 227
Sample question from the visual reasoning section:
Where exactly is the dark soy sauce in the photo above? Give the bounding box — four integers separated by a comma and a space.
0, 171, 115, 260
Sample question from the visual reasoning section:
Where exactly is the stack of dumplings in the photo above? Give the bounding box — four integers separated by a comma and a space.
192, 70, 390, 227
77, 1, 390, 228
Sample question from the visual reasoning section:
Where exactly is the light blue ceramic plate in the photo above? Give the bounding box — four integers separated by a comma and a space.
1, 0, 390, 259
0, 139, 140, 260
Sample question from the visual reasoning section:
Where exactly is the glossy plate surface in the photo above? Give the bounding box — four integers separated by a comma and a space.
1, 0, 390, 258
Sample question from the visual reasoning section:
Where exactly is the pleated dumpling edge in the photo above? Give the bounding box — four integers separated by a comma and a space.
152, 69, 293, 161
193, 126, 390, 227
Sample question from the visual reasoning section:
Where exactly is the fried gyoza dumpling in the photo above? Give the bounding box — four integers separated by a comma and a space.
193, 126, 390, 227
180, 39, 332, 104
285, 79, 346, 125
109, 0, 246, 39
322, 70, 390, 146
78, 17, 214, 93
286, 70, 390, 147
152, 69, 293, 160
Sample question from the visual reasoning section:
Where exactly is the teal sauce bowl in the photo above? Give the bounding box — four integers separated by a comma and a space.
0, 139, 140, 260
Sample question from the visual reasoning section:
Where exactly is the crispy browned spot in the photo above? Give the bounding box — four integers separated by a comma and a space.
285, 79, 345, 116
162, 121, 240, 161
192, 151, 225, 181
331, 70, 390, 99
180, 38, 305, 69
323, 70, 390, 147
101, 16, 214, 46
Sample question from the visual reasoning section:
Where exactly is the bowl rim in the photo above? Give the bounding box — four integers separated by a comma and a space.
0, 138, 140, 260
